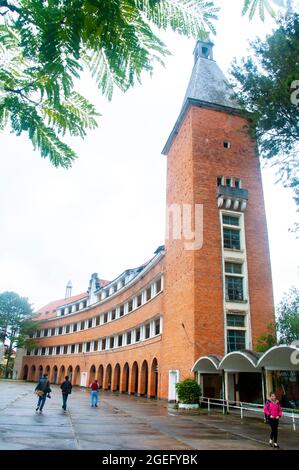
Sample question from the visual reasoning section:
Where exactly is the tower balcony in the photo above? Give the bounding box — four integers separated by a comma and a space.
217, 186, 248, 212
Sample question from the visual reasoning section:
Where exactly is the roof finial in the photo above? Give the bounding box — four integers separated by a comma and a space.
65, 280, 72, 299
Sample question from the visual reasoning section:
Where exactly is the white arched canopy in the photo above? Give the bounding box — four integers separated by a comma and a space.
218, 351, 261, 373
257, 345, 299, 371
192, 355, 221, 374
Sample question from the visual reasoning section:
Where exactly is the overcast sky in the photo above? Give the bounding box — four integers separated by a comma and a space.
0, 0, 298, 311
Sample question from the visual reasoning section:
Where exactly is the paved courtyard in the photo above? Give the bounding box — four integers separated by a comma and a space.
0, 381, 298, 450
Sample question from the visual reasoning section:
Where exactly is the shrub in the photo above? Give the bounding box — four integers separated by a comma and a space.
175, 378, 201, 404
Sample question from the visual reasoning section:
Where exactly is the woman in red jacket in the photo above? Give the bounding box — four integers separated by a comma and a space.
264, 391, 283, 448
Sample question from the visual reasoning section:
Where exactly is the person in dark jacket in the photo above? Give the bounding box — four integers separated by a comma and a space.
60, 375, 72, 412
35, 374, 51, 414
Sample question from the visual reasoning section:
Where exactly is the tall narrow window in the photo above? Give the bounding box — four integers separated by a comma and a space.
227, 330, 246, 352
217, 176, 224, 186
146, 287, 151, 301
155, 318, 161, 335
145, 323, 150, 339
225, 276, 244, 301
135, 328, 141, 342
127, 331, 132, 345
223, 228, 241, 250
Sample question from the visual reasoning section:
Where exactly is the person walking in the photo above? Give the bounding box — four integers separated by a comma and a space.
90, 379, 99, 407
60, 375, 72, 412
35, 373, 51, 414
264, 391, 283, 448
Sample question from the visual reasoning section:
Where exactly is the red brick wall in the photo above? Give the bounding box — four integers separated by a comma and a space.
161, 111, 196, 399
191, 105, 275, 355
160, 104, 275, 398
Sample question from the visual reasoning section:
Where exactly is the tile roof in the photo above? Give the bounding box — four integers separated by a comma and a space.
35, 292, 88, 319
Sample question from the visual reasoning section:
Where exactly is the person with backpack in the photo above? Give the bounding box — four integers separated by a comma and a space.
264, 391, 283, 448
60, 375, 72, 412
35, 373, 51, 414
90, 379, 99, 407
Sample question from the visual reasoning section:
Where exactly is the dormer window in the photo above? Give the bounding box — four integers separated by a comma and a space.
224, 141, 231, 149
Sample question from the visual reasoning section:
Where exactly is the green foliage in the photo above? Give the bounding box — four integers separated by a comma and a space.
0, 0, 219, 167
0, 1, 288, 168
242, 0, 287, 20
255, 323, 277, 352
175, 378, 201, 404
231, 13, 299, 217
0, 291, 38, 377
277, 287, 299, 343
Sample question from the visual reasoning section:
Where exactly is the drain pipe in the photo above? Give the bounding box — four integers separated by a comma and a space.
261, 367, 266, 404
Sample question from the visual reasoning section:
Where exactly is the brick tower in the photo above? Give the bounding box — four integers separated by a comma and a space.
160, 40, 275, 400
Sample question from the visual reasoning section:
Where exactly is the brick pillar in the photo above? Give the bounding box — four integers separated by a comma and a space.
103, 366, 109, 390
111, 366, 120, 392
120, 364, 129, 393
148, 368, 156, 398
129, 363, 138, 395
138, 362, 148, 397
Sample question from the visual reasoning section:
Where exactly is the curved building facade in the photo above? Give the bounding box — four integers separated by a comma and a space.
19, 40, 275, 401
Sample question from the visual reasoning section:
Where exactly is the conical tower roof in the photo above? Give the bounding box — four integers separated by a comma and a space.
162, 40, 241, 155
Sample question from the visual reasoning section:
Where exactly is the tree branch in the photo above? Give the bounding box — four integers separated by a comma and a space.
0, 1, 21, 14
4, 87, 40, 106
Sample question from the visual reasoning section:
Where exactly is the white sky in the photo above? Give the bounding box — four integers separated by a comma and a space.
0, 0, 298, 311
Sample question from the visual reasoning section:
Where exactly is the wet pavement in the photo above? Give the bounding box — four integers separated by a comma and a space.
0, 380, 298, 450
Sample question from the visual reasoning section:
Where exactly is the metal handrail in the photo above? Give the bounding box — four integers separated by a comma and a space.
199, 396, 299, 431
